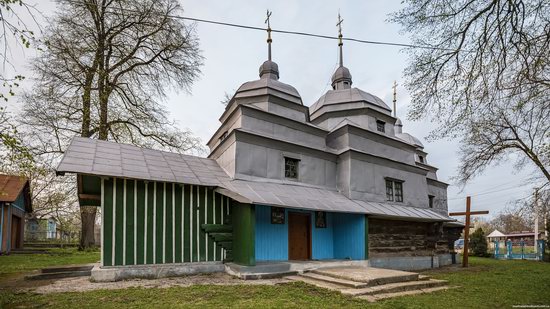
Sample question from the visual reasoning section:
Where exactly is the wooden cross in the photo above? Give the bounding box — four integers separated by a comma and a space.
449, 196, 489, 267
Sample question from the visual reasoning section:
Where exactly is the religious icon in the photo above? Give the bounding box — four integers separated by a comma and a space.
271, 207, 285, 224
315, 211, 326, 228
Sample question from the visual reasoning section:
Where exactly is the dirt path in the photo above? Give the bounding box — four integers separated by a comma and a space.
14, 272, 291, 294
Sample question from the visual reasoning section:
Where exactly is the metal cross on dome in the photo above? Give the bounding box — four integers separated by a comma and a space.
265, 9, 272, 28
336, 12, 344, 36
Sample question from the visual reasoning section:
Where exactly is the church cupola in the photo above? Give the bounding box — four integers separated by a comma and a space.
331, 13, 352, 90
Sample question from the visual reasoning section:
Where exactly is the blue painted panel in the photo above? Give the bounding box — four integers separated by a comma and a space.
12, 192, 26, 212
333, 213, 365, 260
255, 206, 364, 261
255, 205, 288, 260
311, 212, 334, 259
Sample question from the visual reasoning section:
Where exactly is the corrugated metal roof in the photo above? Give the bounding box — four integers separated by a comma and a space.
57, 137, 455, 222
0, 174, 29, 202
57, 137, 231, 187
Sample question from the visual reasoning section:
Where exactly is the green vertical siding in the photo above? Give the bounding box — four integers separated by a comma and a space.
233, 203, 255, 266
136, 180, 145, 264
103, 178, 113, 266
101, 178, 229, 266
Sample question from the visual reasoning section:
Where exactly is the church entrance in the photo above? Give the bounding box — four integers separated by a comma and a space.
288, 212, 311, 260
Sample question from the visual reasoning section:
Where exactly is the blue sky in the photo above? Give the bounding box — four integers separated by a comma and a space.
8, 0, 540, 218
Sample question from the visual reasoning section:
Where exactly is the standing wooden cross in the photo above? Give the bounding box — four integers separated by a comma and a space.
449, 196, 489, 267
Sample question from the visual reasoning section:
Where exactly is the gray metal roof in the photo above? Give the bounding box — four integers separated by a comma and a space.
310, 88, 391, 116
57, 137, 231, 187
57, 137, 454, 222
220, 179, 453, 222
218, 180, 367, 214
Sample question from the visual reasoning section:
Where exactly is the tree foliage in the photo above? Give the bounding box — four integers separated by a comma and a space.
470, 227, 489, 257
20, 0, 204, 248
392, 0, 550, 184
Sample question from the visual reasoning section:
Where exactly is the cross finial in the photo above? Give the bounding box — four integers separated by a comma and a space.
265, 9, 273, 60
392, 81, 398, 117
336, 12, 344, 46
336, 12, 344, 67
265, 9, 272, 29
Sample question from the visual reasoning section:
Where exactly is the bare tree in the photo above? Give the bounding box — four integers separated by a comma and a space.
391, 0, 550, 184
21, 0, 204, 248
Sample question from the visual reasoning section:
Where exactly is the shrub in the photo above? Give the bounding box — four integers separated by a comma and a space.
470, 228, 489, 257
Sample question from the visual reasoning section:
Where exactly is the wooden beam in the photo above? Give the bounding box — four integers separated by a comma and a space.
449, 210, 489, 216
79, 194, 101, 201
463, 196, 471, 267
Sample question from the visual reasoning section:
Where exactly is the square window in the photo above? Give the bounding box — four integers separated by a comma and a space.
271, 207, 285, 224
418, 155, 424, 163
284, 157, 299, 179
315, 211, 327, 228
376, 120, 385, 133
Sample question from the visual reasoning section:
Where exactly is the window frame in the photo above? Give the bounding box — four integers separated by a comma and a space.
428, 195, 435, 208
284, 157, 300, 179
385, 178, 404, 202
376, 120, 386, 133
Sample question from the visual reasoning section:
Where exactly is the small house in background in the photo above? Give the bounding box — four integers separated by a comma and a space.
487, 230, 506, 249
0, 174, 32, 254
26, 216, 59, 241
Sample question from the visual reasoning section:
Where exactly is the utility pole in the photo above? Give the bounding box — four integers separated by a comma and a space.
534, 188, 539, 252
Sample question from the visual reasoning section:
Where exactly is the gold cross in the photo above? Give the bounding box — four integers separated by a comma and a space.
265, 9, 272, 29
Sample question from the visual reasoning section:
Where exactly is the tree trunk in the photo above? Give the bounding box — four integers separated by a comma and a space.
79, 206, 97, 249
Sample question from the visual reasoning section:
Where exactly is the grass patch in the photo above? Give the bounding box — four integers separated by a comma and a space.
0, 247, 99, 278
1, 257, 549, 308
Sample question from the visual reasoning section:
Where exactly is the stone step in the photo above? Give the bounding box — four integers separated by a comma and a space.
41, 265, 94, 274
25, 270, 91, 281
358, 286, 451, 302
300, 272, 369, 288
341, 279, 448, 296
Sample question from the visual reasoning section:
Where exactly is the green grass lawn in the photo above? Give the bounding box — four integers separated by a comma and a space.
1, 257, 549, 308
0, 248, 99, 278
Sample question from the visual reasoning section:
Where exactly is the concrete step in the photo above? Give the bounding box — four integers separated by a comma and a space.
25, 270, 91, 281
341, 279, 448, 296
358, 286, 451, 302
41, 265, 94, 274
312, 267, 419, 286
285, 275, 345, 291
300, 272, 369, 288
238, 270, 298, 280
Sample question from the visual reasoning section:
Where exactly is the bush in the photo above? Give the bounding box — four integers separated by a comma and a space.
470, 228, 489, 257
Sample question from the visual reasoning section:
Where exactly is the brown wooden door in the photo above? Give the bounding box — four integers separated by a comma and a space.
288, 212, 311, 260
11, 215, 21, 249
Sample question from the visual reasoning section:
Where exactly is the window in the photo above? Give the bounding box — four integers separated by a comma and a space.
284, 157, 300, 179
418, 155, 424, 163
315, 211, 327, 228
386, 179, 404, 202
376, 120, 385, 133
271, 207, 285, 224
385, 179, 394, 202
428, 195, 435, 208
219, 131, 228, 141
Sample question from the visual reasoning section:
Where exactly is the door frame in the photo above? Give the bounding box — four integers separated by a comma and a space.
287, 212, 312, 260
